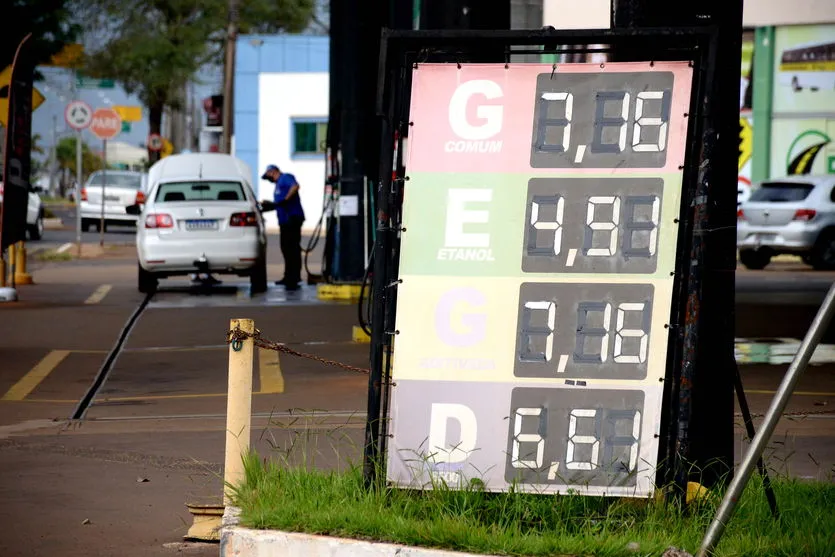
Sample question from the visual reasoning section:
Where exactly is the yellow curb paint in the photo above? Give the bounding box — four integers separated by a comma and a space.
2, 350, 71, 401
352, 325, 371, 343
258, 347, 285, 394
317, 283, 362, 301
84, 284, 112, 304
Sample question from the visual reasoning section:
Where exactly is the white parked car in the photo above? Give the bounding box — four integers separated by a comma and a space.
0, 181, 45, 240
80, 170, 147, 231
134, 153, 268, 293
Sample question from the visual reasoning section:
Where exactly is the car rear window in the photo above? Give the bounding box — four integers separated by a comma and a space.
155, 181, 247, 203
749, 182, 815, 202
87, 173, 143, 189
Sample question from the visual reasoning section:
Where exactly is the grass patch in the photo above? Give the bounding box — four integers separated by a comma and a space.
231, 452, 835, 557
35, 249, 73, 262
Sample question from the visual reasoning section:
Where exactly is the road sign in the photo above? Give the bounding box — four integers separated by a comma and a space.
64, 100, 92, 130
113, 105, 142, 122
0, 64, 45, 127
75, 75, 115, 89
161, 138, 174, 158
89, 107, 122, 140
46, 44, 84, 68
147, 133, 163, 152
121, 121, 131, 133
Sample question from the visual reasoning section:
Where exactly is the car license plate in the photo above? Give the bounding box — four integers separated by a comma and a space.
185, 219, 218, 230
105, 195, 120, 202
754, 233, 776, 243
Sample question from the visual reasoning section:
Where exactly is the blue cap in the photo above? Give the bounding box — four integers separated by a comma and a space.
261, 164, 279, 179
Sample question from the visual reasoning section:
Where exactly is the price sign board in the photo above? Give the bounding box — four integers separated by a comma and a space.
386, 62, 694, 498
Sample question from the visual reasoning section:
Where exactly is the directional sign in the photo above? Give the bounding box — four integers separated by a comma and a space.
113, 105, 142, 122
89, 107, 122, 140
64, 100, 93, 130
0, 64, 45, 127
147, 133, 163, 152
75, 75, 115, 89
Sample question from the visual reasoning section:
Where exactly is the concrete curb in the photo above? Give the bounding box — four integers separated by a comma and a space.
220, 506, 492, 557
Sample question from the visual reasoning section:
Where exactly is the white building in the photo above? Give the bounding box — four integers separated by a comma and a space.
233, 35, 329, 233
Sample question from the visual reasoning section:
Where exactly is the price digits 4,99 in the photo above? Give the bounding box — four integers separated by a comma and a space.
522, 178, 664, 274
530, 72, 675, 169
504, 387, 645, 487
514, 282, 654, 381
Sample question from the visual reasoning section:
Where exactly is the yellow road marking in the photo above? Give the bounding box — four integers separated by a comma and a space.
85, 284, 112, 304
747, 389, 835, 397
1, 350, 71, 401
258, 348, 285, 394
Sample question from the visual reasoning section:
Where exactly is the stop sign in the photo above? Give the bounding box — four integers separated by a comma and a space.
89, 107, 122, 140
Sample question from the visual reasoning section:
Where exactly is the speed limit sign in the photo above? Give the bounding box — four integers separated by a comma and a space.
148, 133, 163, 152
65, 100, 93, 131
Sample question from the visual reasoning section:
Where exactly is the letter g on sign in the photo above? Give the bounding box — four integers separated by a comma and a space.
435, 288, 487, 347
448, 80, 504, 140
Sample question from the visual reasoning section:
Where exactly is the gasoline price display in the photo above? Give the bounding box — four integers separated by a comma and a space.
504, 387, 645, 487
530, 72, 674, 169
514, 282, 654, 381
522, 178, 664, 274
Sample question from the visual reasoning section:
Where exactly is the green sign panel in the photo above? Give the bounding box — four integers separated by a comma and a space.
121, 121, 131, 133
75, 75, 115, 89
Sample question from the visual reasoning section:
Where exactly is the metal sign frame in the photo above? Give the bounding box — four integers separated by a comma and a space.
364, 26, 721, 497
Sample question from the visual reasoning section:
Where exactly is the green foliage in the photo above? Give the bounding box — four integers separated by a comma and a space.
1, 0, 80, 72
54, 136, 103, 181
232, 451, 835, 557
76, 0, 315, 117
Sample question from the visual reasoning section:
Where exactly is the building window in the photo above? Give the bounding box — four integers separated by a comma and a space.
291, 118, 327, 158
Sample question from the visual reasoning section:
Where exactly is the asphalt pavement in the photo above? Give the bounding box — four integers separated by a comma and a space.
0, 226, 833, 557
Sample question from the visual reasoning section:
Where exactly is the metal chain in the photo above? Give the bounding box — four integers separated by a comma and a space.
226, 326, 370, 375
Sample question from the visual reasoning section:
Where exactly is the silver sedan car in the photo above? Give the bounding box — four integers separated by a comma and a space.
737, 175, 835, 270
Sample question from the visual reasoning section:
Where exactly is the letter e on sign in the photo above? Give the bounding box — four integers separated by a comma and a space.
89, 107, 122, 140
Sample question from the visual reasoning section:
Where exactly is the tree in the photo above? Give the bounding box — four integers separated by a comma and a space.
55, 136, 103, 182
76, 0, 314, 163
2, 0, 80, 73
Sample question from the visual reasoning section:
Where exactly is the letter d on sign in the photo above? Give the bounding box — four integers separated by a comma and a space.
428, 403, 478, 463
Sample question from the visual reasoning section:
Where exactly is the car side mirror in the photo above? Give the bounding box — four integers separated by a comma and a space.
126, 204, 142, 216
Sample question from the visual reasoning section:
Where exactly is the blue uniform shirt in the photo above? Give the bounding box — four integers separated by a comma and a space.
272, 172, 305, 225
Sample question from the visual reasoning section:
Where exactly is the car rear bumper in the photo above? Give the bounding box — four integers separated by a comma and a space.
737, 222, 818, 253
80, 202, 138, 223
138, 235, 264, 275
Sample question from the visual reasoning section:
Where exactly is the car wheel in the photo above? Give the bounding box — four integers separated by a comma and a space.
138, 263, 158, 294
28, 213, 44, 240
812, 232, 835, 270
250, 258, 268, 294
739, 249, 771, 270
82, 218, 93, 232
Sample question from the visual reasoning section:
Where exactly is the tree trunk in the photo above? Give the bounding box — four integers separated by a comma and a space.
148, 101, 164, 165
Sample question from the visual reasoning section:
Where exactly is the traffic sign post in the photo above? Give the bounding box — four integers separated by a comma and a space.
65, 100, 92, 130
89, 107, 122, 248
65, 100, 93, 256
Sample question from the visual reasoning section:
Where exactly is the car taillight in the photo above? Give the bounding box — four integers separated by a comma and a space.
81, 188, 88, 201
737, 209, 745, 220
230, 212, 258, 227
793, 209, 816, 221
135, 191, 146, 204
144, 213, 174, 228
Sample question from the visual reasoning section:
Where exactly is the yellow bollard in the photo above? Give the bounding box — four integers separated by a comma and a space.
0, 252, 5, 287
224, 318, 255, 505
14, 241, 33, 285
6, 244, 15, 285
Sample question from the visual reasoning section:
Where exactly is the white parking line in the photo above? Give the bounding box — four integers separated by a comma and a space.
56, 243, 73, 254
85, 284, 112, 305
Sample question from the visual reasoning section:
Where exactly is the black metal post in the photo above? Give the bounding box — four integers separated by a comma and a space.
614, 0, 742, 491
733, 361, 780, 519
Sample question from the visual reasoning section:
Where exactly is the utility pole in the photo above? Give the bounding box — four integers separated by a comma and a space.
221, 0, 239, 154
49, 115, 57, 196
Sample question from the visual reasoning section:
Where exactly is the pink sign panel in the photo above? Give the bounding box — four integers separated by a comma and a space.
406, 62, 693, 174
